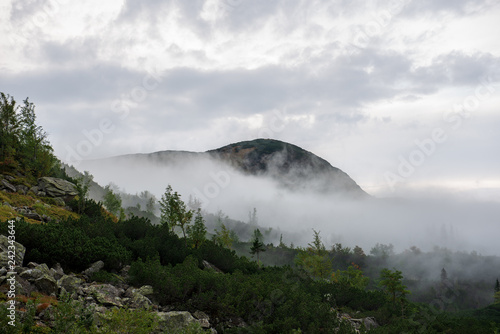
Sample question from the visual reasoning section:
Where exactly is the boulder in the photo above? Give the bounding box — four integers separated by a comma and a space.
83, 260, 105, 277
157, 311, 198, 331
57, 275, 84, 293
193, 310, 211, 329
137, 285, 154, 296
87, 284, 124, 307
126, 290, 152, 309
52, 197, 66, 207
0, 234, 26, 268
33, 274, 58, 296
16, 207, 43, 221
15, 185, 29, 195
37, 177, 77, 199
0, 179, 17, 193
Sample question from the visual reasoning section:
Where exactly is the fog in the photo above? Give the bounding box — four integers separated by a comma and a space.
79, 153, 500, 256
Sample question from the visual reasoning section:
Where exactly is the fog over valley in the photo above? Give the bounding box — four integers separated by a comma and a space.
79, 148, 500, 256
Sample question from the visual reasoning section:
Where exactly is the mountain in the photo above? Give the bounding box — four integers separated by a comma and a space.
81, 138, 368, 198
208, 139, 367, 197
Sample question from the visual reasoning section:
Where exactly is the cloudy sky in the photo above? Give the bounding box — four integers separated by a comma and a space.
1, 0, 500, 198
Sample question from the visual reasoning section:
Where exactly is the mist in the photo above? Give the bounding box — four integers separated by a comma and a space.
78, 153, 500, 257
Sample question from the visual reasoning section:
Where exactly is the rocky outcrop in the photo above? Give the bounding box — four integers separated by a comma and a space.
37, 177, 77, 200
0, 239, 218, 332
337, 312, 379, 332
0, 234, 26, 267
0, 178, 17, 193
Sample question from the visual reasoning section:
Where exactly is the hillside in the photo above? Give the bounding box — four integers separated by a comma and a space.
209, 139, 368, 197
79, 138, 368, 200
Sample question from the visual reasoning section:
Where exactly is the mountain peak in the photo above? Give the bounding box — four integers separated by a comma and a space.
208, 138, 368, 197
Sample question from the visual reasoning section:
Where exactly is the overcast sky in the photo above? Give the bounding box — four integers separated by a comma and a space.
1, 0, 500, 198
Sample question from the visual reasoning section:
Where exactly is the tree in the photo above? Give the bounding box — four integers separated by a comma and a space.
441, 268, 448, 282
379, 268, 410, 306
331, 263, 369, 290
74, 171, 93, 214
294, 229, 333, 279
159, 185, 193, 238
213, 223, 234, 249
495, 278, 499, 293
248, 207, 258, 225
103, 184, 123, 217
187, 208, 207, 249
279, 234, 286, 248
250, 229, 266, 266
0, 93, 20, 172
18, 97, 52, 176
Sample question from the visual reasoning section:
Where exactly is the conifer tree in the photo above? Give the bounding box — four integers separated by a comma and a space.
250, 228, 266, 266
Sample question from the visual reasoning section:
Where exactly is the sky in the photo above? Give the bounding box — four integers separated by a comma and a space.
1, 0, 500, 198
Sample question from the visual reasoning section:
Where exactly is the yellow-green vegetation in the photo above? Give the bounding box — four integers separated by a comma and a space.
0, 191, 79, 223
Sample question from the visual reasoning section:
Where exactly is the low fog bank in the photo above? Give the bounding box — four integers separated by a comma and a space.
79, 154, 500, 256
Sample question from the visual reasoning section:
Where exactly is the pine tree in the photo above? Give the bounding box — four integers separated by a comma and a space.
74, 171, 93, 214
495, 278, 499, 293
187, 208, 207, 249
379, 268, 410, 307
441, 268, 448, 282
250, 229, 266, 266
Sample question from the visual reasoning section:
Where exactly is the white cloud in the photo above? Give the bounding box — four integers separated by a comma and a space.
1, 0, 500, 199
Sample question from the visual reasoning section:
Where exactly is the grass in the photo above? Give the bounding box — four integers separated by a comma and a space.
0, 190, 79, 223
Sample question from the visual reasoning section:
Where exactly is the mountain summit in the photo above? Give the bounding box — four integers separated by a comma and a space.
208, 139, 368, 197
80, 138, 368, 198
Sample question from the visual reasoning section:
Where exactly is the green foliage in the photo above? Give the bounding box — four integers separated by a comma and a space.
332, 263, 370, 290
90, 270, 122, 284
159, 185, 193, 239
250, 228, 266, 266
98, 307, 160, 334
213, 222, 235, 249
187, 208, 207, 249
74, 171, 94, 214
51, 292, 95, 333
379, 268, 410, 308
103, 183, 122, 216
294, 230, 333, 279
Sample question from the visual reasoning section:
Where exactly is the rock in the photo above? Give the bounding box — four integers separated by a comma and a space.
52, 197, 66, 206
137, 285, 154, 296
51, 263, 65, 280
29, 186, 39, 195
57, 275, 84, 293
193, 310, 211, 328
87, 284, 124, 307
202, 260, 223, 273
127, 290, 152, 308
362, 317, 379, 330
0, 179, 17, 192
20, 268, 44, 280
33, 274, 58, 296
15, 184, 29, 195
83, 260, 105, 277
16, 207, 43, 221
157, 311, 199, 331
0, 234, 26, 268
37, 177, 77, 199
